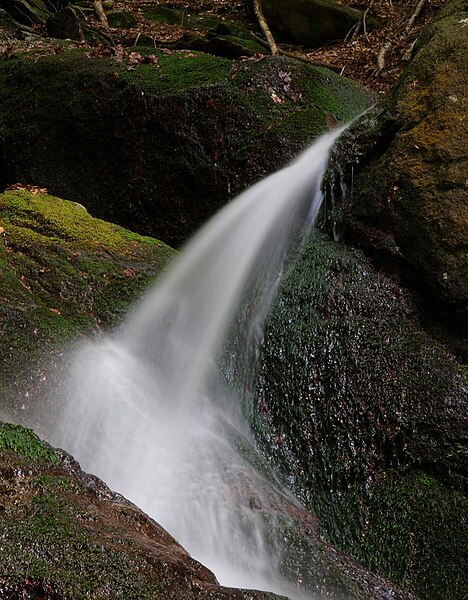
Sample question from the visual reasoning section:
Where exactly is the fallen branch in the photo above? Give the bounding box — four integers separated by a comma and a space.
404, 0, 427, 35
377, 0, 427, 73
93, 0, 109, 28
351, 0, 375, 41
253, 0, 278, 56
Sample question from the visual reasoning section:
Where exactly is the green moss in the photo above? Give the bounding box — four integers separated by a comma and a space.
316, 471, 468, 599
0, 190, 175, 410
120, 50, 232, 94
251, 232, 467, 599
0, 422, 58, 463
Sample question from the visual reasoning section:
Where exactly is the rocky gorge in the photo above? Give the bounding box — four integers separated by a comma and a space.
0, 1, 466, 599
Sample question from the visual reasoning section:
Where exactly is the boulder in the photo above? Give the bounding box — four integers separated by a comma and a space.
0, 189, 174, 414
0, 0, 50, 25
46, 6, 84, 40
253, 0, 381, 47
107, 9, 138, 29
325, 0, 468, 344
0, 50, 371, 248
252, 232, 468, 600
0, 421, 283, 600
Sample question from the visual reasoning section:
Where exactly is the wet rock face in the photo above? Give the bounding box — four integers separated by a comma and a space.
0, 421, 283, 600
0, 50, 370, 248
325, 0, 468, 339
252, 232, 468, 600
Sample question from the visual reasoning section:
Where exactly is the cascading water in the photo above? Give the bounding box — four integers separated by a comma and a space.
43, 128, 344, 599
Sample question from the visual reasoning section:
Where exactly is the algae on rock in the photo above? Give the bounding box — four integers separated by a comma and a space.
250, 232, 467, 600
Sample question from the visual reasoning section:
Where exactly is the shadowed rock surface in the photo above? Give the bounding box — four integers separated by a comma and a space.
325, 0, 468, 352
0, 48, 370, 248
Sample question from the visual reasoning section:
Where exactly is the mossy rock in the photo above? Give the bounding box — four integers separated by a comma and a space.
0, 48, 370, 248
107, 9, 137, 29
250, 232, 468, 599
254, 0, 381, 48
325, 0, 468, 343
0, 0, 50, 25
0, 420, 286, 600
0, 189, 174, 414
140, 7, 266, 58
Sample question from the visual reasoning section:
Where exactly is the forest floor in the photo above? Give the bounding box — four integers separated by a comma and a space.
0, 0, 449, 94
107, 0, 449, 94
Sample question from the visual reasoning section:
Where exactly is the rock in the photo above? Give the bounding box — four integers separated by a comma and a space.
0, 421, 283, 600
46, 6, 84, 41
252, 0, 381, 48
0, 50, 371, 248
0, 189, 174, 415
0, 8, 25, 39
107, 9, 138, 29
0, 0, 50, 25
46, 5, 112, 44
251, 232, 468, 600
325, 0, 468, 343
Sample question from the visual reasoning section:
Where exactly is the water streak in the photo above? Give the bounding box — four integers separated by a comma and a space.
45, 128, 343, 598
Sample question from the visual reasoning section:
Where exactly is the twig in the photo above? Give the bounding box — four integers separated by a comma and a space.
377, 39, 392, 73
351, 0, 375, 41
377, 0, 427, 73
92, 1, 109, 29
253, 0, 278, 56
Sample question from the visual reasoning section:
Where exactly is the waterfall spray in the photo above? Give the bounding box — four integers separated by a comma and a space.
44, 127, 344, 598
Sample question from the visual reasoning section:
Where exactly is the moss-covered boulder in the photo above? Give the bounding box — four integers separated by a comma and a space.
0, 420, 285, 600
325, 0, 468, 343
0, 0, 51, 26
254, 0, 380, 48
0, 48, 370, 247
251, 232, 468, 599
0, 189, 174, 414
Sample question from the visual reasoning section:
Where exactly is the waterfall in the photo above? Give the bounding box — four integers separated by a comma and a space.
45, 128, 344, 599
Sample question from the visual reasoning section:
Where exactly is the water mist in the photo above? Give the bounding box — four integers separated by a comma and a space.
43, 128, 344, 599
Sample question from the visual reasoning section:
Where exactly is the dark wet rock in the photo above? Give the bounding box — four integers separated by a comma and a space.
0, 50, 370, 248
324, 0, 468, 347
251, 232, 468, 600
250, 0, 381, 48
0, 421, 284, 600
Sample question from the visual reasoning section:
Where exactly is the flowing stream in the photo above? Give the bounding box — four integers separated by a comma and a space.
44, 128, 344, 599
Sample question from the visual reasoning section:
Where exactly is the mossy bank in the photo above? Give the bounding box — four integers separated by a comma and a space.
0, 47, 370, 247
0, 189, 174, 414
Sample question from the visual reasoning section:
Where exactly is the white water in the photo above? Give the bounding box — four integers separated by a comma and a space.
44, 128, 343, 598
